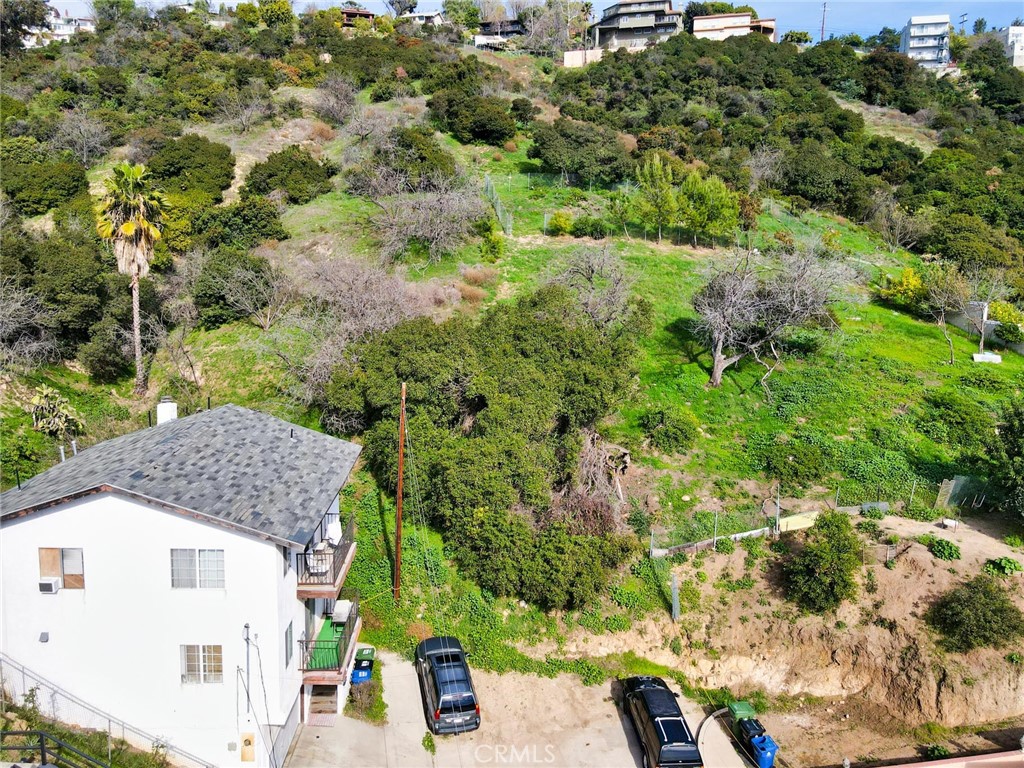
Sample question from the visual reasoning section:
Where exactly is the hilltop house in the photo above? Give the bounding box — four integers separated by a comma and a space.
23, 5, 96, 48
588, 0, 683, 51
899, 14, 951, 69
398, 10, 445, 25
691, 11, 776, 43
997, 25, 1024, 69
0, 403, 363, 767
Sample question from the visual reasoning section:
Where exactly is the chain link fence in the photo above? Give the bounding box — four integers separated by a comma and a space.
482, 174, 513, 235
0, 653, 214, 768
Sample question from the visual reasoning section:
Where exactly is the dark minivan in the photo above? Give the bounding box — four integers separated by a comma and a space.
622, 676, 703, 768
414, 636, 481, 734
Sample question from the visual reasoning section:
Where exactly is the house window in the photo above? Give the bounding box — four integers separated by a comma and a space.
171, 549, 225, 588
180, 644, 223, 683
39, 548, 85, 589
285, 622, 293, 668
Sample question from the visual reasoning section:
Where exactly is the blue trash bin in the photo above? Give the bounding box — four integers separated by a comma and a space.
749, 734, 778, 768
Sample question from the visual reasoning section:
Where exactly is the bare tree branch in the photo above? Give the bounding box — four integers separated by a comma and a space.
316, 72, 358, 126
0, 277, 57, 373
693, 249, 852, 393
223, 265, 296, 331
50, 107, 111, 166
550, 245, 633, 332
217, 83, 273, 134
743, 143, 783, 195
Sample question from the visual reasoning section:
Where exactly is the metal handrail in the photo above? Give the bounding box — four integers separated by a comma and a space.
298, 514, 355, 586
0, 653, 215, 768
0, 730, 109, 768
298, 593, 361, 672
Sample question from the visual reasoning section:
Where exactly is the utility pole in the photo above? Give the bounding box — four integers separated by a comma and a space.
243, 623, 251, 713
959, 13, 967, 33
820, 1, 827, 43
775, 483, 781, 533
393, 382, 407, 602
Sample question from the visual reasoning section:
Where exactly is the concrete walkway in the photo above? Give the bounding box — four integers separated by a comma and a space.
286, 650, 745, 768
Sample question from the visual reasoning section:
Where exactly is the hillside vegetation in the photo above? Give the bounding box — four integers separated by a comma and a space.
2, 5, 1024, 758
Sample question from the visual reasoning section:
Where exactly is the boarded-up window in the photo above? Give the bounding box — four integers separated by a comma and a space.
39, 547, 84, 589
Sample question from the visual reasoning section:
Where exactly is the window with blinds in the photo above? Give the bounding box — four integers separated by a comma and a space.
171, 549, 224, 588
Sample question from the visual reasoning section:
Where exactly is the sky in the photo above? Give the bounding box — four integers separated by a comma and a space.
52, 0, 1024, 43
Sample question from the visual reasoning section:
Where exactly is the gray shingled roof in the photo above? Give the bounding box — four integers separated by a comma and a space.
0, 405, 361, 546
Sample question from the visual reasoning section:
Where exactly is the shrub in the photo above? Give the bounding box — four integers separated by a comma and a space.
547, 211, 573, 236
669, 636, 683, 655
995, 323, 1024, 345
928, 539, 961, 561
715, 538, 736, 554
856, 520, 880, 537
79, 317, 130, 383
861, 506, 885, 520
396, 126, 458, 182
148, 135, 236, 202
195, 197, 288, 250
242, 145, 338, 204
640, 406, 700, 454
923, 745, 950, 760
927, 576, 1024, 651
786, 511, 860, 613
989, 301, 1024, 325
192, 248, 272, 329
2, 161, 88, 216
879, 268, 925, 309
510, 97, 540, 125
1004, 535, 1024, 549
983, 557, 1023, 578
479, 230, 504, 262
919, 389, 995, 450
570, 215, 609, 239
762, 439, 826, 490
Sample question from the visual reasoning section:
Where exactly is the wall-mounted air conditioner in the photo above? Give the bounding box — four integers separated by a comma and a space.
39, 577, 60, 594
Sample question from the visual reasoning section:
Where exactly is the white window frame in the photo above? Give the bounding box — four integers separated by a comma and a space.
180, 644, 223, 684
171, 549, 225, 589
285, 621, 293, 668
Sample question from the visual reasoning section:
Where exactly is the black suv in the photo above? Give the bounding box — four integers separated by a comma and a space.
622, 676, 703, 768
414, 637, 481, 734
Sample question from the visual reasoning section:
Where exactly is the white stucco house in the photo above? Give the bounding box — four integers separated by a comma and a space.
0, 403, 363, 767
23, 6, 96, 48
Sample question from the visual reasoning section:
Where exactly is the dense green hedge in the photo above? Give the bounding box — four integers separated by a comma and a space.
242, 145, 337, 205
328, 286, 648, 609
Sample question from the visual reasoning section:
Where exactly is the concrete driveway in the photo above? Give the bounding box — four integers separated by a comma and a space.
286, 650, 746, 768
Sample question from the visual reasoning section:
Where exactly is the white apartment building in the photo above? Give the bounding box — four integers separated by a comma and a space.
0, 404, 363, 767
997, 26, 1024, 69
691, 12, 777, 43
899, 14, 951, 68
589, 0, 684, 51
23, 6, 96, 48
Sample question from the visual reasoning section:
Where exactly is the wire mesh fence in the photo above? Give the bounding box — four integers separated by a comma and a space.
482, 174, 513, 235
0, 653, 215, 768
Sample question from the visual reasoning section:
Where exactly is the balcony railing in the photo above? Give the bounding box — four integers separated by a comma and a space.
298, 513, 355, 588
299, 592, 361, 674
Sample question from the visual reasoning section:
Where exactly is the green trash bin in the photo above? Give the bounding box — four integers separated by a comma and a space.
353, 647, 375, 685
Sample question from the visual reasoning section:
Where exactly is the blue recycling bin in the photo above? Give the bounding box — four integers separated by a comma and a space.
351, 647, 375, 685
750, 734, 778, 768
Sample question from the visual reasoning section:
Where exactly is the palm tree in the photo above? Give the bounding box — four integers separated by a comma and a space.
96, 163, 167, 395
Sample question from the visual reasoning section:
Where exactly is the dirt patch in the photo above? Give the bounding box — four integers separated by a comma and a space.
187, 118, 330, 202
520, 513, 1024, 764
